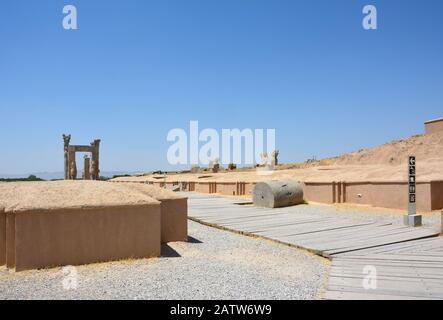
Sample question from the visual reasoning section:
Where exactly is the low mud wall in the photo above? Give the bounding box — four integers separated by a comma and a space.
0, 208, 5, 266
0, 181, 172, 271
431, 181, 443, 211
212, 182, 251, 196
7, 205, 161, 271
112, 182, 189, 243
160, 198, 188, 243
142, 179, 443, 212
302, 182, 336, 204
425, 118, 443, 134
303, 180, 443, 212
151, 181, 255, 197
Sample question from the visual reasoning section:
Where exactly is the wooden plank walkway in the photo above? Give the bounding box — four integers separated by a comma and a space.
327, 237, 443, 299
185, 193, 443, 300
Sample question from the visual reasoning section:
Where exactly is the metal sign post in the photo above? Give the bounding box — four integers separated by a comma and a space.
404, 156, 422, 227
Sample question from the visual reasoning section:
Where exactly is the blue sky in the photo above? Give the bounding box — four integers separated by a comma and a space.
0, 0, 442, 174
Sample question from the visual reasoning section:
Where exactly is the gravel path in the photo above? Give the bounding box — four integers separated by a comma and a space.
0, 220, 329, 300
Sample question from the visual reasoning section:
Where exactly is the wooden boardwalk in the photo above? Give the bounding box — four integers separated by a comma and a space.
186, 193, 443, 300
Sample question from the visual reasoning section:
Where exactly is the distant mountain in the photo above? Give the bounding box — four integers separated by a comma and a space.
0, 171, 135, 181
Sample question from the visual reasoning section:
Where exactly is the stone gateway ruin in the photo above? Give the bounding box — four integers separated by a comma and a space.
63, 134, 101, 180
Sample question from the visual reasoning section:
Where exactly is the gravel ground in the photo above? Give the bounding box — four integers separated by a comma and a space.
0, 220, 329, 300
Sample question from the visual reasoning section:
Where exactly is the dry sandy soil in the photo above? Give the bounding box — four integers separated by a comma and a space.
0, 181, 155, 210
0, 180, 188, 211
113, 131, 443, 183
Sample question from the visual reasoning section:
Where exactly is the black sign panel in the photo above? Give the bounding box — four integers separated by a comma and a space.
409, 156, 416, 204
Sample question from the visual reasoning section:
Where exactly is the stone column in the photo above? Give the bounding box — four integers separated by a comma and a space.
63, 134, 71, 180
90, 139, 101, 180
83, 156, 91, 180
272, 150, 279, 166
68, 147, 77, 180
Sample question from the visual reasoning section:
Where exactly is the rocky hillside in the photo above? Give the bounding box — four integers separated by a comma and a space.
333, 132, 443, 166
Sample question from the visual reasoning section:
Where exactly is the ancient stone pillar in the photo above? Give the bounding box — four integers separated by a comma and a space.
272, 150, 279, 166
63, 134, 71, 180
90, 139, 101, 180
68, 147, 77, 180
83, 156, 91, 180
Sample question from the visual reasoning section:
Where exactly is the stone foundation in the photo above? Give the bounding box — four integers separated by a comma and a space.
425, 117, 443, 134
303, 180, 443, 211
125, 179, 443, 212
6, 205, 160, 271
115, 182, 188, 243
160, 198, 188, 243
0, 207, 5, 266
0, 181, 165, 271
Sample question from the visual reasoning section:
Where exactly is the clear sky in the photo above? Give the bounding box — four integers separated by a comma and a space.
1, 0, 442, 175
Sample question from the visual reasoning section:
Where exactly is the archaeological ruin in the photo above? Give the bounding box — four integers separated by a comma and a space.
0, 181, 188, 271
425, 117, 443, 135
63, 134, 101, 180
0, 137, 189, 271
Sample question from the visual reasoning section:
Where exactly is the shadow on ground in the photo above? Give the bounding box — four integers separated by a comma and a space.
187, 236, 203, 244
161, 244, 181, 258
